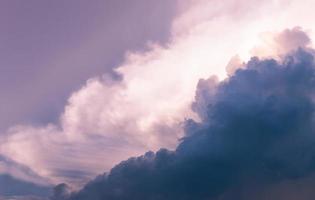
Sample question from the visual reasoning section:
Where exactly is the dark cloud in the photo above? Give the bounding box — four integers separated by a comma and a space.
57, 45, 315, 200
0, 174, 51, 198
51, 184, 72, 200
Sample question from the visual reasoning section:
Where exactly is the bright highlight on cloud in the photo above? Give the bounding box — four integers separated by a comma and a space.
1, 0, 315, 195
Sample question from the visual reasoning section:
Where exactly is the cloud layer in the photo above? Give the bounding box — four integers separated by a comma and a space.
0, 174, 51, 198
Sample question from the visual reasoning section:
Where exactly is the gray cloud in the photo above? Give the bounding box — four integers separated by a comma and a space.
0, 174, 51, 198
51, 184, 72, 200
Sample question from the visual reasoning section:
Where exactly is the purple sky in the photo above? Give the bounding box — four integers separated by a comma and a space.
0, 0, 177, 130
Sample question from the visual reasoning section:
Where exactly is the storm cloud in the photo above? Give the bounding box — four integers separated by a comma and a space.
63, 47, 315, 200
3, 1, 315, 198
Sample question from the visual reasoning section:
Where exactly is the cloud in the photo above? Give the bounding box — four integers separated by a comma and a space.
251, 27, 312, 59
0, 0, 177, 131
0, 154, 52, 199
63, 47, 315, 200
51, 184, 72, 200
2, 0, 315, 191
0, 155, 51, 187
0, 0, 273, 186
0, 174, 51, 198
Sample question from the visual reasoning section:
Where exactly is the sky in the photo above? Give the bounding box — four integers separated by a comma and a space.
2, 0, 315, 199
0, 0, 176, 130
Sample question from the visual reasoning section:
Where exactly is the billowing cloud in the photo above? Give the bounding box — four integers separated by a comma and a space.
251, 27, 312, 59
2, 0, 315, 192
0, 0, 273, 186
64, 47, 315, 200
